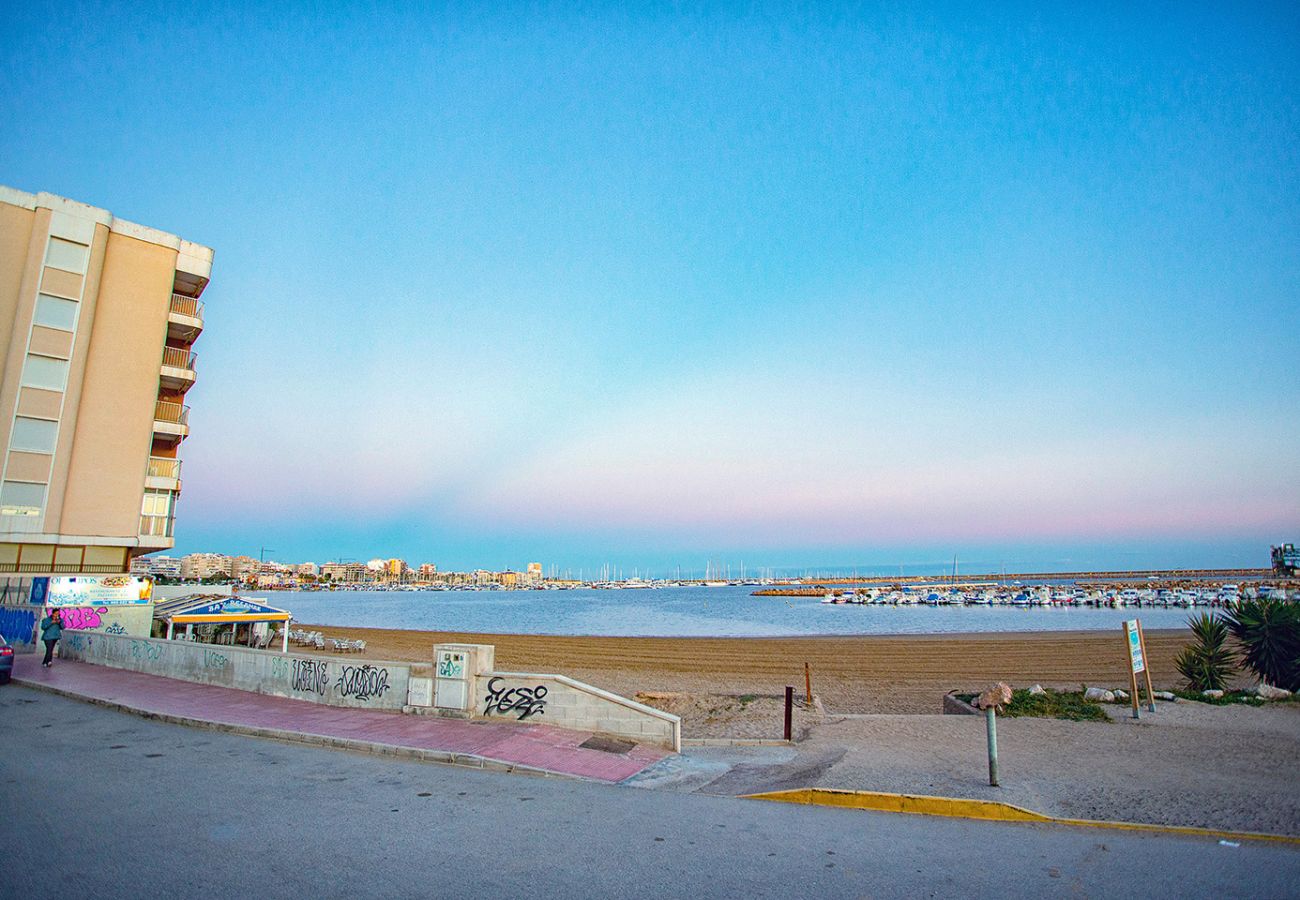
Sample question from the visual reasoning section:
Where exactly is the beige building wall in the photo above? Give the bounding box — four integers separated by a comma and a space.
0, 186, 212, 575
0, 203, 36, 364
59, 233, 176, 536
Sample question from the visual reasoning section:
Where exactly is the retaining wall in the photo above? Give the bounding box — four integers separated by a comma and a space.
59, 631, 411, 711
0, 605, 37, 649
476, 671, 680, 751
1, 604, 151, 651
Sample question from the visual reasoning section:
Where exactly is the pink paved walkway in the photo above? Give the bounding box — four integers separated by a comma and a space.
11, 656, 669, 783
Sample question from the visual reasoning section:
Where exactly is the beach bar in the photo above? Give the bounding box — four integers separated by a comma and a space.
153, 594, 292, 651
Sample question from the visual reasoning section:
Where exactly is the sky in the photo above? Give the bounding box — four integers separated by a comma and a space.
2, 2, 1298, 575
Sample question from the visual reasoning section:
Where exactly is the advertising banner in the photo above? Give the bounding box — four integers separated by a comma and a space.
40, 576, 154, 607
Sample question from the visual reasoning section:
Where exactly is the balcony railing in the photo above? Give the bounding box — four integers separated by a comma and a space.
154, 401, 190, 426
170, 293, 205, 320
147, 457, 181, 479
161, 346, 198, 371
139, 515, 175, 538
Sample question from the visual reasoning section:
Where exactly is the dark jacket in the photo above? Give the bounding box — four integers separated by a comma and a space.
40, 615, 63, 641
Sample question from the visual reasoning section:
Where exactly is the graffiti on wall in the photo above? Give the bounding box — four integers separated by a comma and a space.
291, 658, 329, 696
483, 677, 548, 720
203, 649, 229, 669
60, 606, 108, 631
129, 640, 163, 662
0, 607, 36, 645
335, 664, 390, 701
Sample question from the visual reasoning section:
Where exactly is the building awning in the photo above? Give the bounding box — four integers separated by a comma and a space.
153, 594, 291, 624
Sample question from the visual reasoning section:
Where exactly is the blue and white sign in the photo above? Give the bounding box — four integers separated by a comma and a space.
1125, 619, 1145, 674
44, 576, 153, 607
181, 597, 286, 618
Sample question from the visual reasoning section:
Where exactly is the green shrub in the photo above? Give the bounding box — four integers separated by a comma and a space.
958, 689, 1110, 722
1172, 688, 1263, 707
1222, 599, 1300, 692
1174, 612, 1236, 692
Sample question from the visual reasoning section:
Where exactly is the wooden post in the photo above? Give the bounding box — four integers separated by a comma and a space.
804, 662, 812, 706
784, 686, 794, 741
1137, 620, 1156, 712
1124, 622, 1140, 720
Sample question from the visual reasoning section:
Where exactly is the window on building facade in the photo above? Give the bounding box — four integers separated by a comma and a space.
0, 480, 46, 516
44, 237, 89, 274
141, 489, 174, 518
21, 354, 69, 391
10, 416, 58, 453
33, 293, 79, 331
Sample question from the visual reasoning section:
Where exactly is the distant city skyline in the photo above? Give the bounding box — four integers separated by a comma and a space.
151, 539, 1282, 580
3, 4, 1297, 571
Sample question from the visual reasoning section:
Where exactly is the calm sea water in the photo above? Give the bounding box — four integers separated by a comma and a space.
270, 586, 1200, 638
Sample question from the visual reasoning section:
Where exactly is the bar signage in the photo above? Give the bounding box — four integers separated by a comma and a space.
39, 576, 154, 607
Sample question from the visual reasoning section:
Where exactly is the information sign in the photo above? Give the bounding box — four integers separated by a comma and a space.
1125, 619, 1145, 673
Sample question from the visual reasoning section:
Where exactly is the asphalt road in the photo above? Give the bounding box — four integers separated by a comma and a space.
3, 686, 1298, 899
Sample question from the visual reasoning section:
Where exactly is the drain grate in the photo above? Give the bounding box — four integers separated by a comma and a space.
579, 735, 636, 754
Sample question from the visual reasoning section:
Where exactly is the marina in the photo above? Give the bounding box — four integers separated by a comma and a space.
795, 582, 1295, 609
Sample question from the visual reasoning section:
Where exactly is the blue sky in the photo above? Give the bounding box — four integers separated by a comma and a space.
2, 2, 1297, 574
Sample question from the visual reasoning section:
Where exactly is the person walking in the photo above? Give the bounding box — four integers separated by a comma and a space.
40, 608, 63, 668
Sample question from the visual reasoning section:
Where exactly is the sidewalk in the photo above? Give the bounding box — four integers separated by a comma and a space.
10, 656, 669, 783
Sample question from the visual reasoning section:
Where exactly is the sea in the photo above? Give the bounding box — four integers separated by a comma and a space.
266, 585, 1203, 638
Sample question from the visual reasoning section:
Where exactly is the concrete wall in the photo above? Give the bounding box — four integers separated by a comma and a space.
0, 600, 149, 650
476, 671, 681, 751
58, 631, 411, 711
0, 604, 37, 648
57, 604, 151, 637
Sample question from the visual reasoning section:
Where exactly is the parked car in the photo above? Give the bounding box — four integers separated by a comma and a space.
0, 635, 13, 684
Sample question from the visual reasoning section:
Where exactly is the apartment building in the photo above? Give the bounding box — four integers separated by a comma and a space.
229, 556, 261, 581
0, 187, 211, 575
180, 552, 232, 580
130, 553, 182, 578
321, 561, 368, 583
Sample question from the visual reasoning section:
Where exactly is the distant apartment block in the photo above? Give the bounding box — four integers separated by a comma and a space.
321, 561, 369, 582
180, 552, 232, 580
0, 187, 211, 575
131, 553, 182, 578
229, 556, 261, 580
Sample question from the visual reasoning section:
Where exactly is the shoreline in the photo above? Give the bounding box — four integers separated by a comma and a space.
298, 623, 1192, 714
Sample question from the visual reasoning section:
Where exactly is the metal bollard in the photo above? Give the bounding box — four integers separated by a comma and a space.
985, 707, 999, 787
784, 686, 794, 741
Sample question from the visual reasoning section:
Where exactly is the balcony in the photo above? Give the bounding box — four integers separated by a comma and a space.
153, 400, 191, 442
145, 456, 182, 491
160, 346, 198, 390
139, 515, 175, 546
168, 293, 205, 341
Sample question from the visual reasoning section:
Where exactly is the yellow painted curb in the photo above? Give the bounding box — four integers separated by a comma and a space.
744, 788, 1300, 846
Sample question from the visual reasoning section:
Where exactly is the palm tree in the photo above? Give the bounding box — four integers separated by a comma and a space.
1221, 599, 1300, 692
1174, 613, 1236, 692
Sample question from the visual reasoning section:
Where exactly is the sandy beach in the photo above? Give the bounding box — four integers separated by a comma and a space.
302, 624, 1192, 715
284, 623, 1300, 833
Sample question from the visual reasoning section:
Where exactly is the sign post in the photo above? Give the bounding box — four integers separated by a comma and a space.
1136, 619, 1156, 712
1123, 619, 1153, 718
